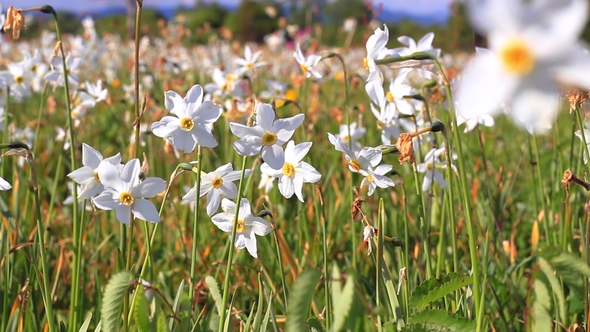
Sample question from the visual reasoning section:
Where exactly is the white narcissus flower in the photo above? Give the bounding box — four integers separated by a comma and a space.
151, 84, 222, 152
258, 173, 275, 194
294, 43, 323, 80
328, 133, 381, 173
393, 32, 441, 58
456, 113, 495, 133
360, 164, 395, 196
457, 0, 590, 133
260, 141, 321, 202
364, 24, 396, 74
230, 103, 304, 169
79, 80, 108, 108
44, 53, 81, 89
211, 198, 272, 258
386, 68, 415, 116
67, 143, 122, 200
235, 45, 267, 76
417, 147, 455, 192
337, 122, 366, 151
181, 163, 252, 216
93, 159, 166, 225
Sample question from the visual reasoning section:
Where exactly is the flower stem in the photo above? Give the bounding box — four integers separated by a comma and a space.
218, 155, 249, 332
38, 7, 77, 332
376, 52, 484, 330
189, 146, 203, 302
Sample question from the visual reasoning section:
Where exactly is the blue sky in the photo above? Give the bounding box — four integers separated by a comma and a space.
3, 0, 454, 16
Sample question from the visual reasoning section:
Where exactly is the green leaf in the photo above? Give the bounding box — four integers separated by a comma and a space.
252, 273, 265, 331
168, 279, 186, 331
400, 310, 476, 332
100, 271, 135, 332
307, 317, 325, 332
205, 276, 224, 316
531, 279, 552, 332
538, 257, 566, 326
331, 264, 355, 331
410, 273, 473, 310
132, 284, 151, 332
156, 311, 169, 332
542, 249, 590, 300
78, 313, 92, 332
286, 269, 321, 332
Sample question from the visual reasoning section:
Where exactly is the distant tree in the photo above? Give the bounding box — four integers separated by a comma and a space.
229, 0, 281, 43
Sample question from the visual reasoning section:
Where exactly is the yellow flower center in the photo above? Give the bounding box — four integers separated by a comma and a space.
246, 62, 254, 70
367, 174, 374, 183
300, 64, 309, 73
31, 64, 37, 73
386, 91, 394, 102
212, 177, 223, 189
180, 117, 194, 131
348, 159, 361, 172
282, 162, 295, 177
236, 219, 245, 233
119, 192, 134, 206
499, 38, 535, 75
363, 58, 370, 70
342, 135, 350, 142
94, 171, 101, 183
262, 132, 277, 146
15, 76, 24, 84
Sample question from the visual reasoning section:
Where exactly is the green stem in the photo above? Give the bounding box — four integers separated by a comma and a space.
129, 164, 183, 324
36, 7, 77, 332
377, 52, 483, 330
412, 164, 432, 279
315, 185, 330, 328
189, 147, 203, 302
218, 155, 249, 332
530, 136, 552, 245
32, 166, 56, 332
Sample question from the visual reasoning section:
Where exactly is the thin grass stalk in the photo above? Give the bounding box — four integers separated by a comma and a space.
375, 56, 483, 325
129, 164, 184, 323
531, 136, 553, 244
375, 199, 384, 330
314, 184, 330, 328
28, 6, 76, 331
30, 160, 56, 332
218, 155, 249, 332
189, 146, 203, 302
265, 212, 288, 310
400, 182, 410, 321
412, 164, 432, 279
435, 191, 448, 277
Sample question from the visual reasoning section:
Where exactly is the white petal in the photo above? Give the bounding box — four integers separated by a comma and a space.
262, 144, 285, 169
82, 143, 103, 169
286, 141, 311, 164
133, 177, 166, 198
278, 176, 295, 199
115, 205, 132, 225
132, 199, 160, 223
456, 52, 518, 119
256, 103, 276, 130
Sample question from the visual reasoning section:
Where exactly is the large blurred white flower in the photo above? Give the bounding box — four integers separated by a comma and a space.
456, 0, 590, 133
151, 84, 222, 152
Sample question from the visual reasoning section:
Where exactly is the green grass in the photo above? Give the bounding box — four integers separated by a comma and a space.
1, 6, 590, 332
